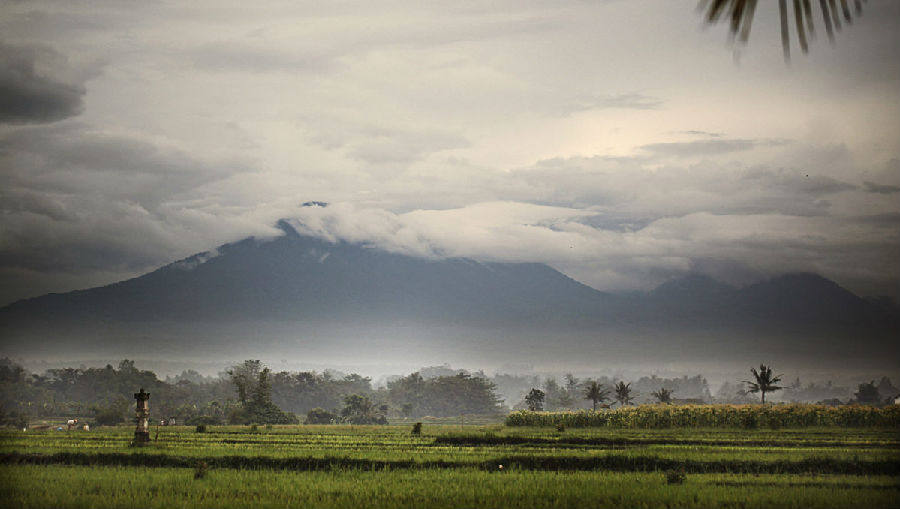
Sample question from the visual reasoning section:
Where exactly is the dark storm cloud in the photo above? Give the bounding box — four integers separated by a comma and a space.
0, 123, 246, 208
0, 42, 85, 124
0, 123, 255, 285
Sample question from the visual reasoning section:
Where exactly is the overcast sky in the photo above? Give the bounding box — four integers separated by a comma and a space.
1, 0, 898, 307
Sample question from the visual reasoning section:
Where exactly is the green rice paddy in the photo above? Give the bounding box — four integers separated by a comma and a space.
2, 424, 898, 508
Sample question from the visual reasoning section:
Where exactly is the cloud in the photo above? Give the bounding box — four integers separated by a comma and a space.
679, 130, 723, 138
189, 41, 332, 73
864, 181, 900, 194
0, 41, 87, 124
562, 93, 663, 115
639, 138, 791, 158
0, 123, 247, 208
0, 122, 263, 282
277, 201, 900, 299
303, 117, 470, 166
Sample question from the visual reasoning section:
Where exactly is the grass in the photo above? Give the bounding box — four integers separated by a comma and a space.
2, 423, 898, 507
2, 466, 899, 509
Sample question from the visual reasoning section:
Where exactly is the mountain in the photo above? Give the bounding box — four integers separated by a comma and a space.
1, 222, 897, 368
0, 220, 610, 326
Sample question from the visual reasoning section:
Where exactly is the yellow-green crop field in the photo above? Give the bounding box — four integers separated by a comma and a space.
2, 419, 899, 508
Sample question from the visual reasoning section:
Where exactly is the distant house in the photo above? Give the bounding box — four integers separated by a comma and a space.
893, 394, 900, 405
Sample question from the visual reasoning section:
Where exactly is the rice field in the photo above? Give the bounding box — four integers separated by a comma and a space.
2, 422, 899, 508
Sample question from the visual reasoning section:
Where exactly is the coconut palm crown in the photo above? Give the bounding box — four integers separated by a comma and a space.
614, 381, 635, 407
744, 364, 783, 403
583, 381, 611, 410
699, 0, 866, 61
651, 387, 674, 404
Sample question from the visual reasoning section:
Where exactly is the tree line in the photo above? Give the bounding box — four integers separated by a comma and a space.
1, 358, 894, 428
0, 358, 501, 427
520, 364, 897, 411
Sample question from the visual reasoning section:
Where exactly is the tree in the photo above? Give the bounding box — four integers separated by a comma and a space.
564, 373, 580, 401
582, 381, 610, 410
743, 364, 783, 403
386, 372, 500, 418
92, 398, 130, 426
700, 0, 866, 62
340, 394, 387, 424
227, 360, 262, 405
614, 381, 635, 407
524, 388, 545, 411
543, 377, 573, 410
224, 362, 297, 424
304, 407, 337, 424
854, 380, 881, 406
651, 387, 673, 404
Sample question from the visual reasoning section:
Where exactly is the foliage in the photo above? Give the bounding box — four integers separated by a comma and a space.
304, 408, 337, 425
226, 360, 262, 405
744, 365, 783, 404
652, 388, 673, 405
411, 422, 422, 435
524, 389, 545, 412
583, 381, 610, 410
541, 378, 574, 410
854, 381, 881, 406
387, 372, 501, 418
506, 404, 900, 428
187, 415, 223, 426
614, 382, 635, 407
340, 394, 387, 425
700, 0, 866, 61
665, 468, 686, 485
92, 398, 130, 426
193, 460, 208, 480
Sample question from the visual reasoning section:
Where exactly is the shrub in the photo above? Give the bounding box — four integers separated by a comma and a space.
305, 408, 337, 425
187, 415, 222, 426
194, 461, 208, 479
665, 469, 686, 485
195, 424, 207, 433
411, 422, 423, 435
92, 399, 129, 426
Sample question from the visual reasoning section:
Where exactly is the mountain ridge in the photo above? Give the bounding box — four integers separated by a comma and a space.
1, 226, 897, 367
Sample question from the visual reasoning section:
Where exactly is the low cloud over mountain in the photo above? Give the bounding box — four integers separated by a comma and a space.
2, 226, 895, 371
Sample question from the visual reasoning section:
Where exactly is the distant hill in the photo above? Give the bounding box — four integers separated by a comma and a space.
1, 221, 897, 368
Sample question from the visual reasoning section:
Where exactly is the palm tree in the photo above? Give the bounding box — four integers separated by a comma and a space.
700, 0, 866, 61
614, 381, 635, 407
743, 364, 783, 403
651, 387, 673, 404
583, 381, 611, 410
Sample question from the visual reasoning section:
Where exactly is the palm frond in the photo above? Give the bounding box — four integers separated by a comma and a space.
699, 0, 865, 62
